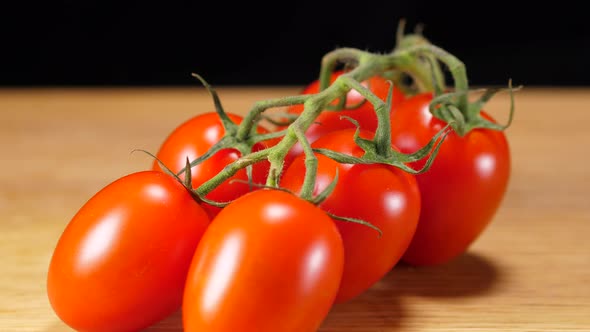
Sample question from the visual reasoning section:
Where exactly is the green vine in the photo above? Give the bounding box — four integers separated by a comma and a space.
172, 29, 516, 218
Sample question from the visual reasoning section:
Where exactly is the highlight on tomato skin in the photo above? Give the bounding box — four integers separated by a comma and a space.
47, 171, 210, 332
152, 112, 271, 219
390, 93, 511, 266
182, 189, 344, 332
281, 128, 421, 303
277, 71, 406, 167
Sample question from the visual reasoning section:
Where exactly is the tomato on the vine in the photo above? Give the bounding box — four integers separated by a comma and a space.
182, 189, 344, 332
281, 129, 421, 303
390, 93, 511, 265
153, 112, 270, 218
47, 171, 210, 332
279, 71, 405, 166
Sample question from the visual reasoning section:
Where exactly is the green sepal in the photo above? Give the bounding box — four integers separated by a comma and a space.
428, 91, 467, 135
178, 136, 232, 176
466, 80, 519, 132
390, 126, 452, 174
132, 149, 182, 182
310, 168, 339, 206
191, 73, 238, 134
429, 81, 519, 136
338, 115, 377, 155
312, 148, 370, 165
132, 149, 206, 204
328, 212, 382, 237
391, 122, 453, 163
183, 157, 192, 188
313, 122, 451, 175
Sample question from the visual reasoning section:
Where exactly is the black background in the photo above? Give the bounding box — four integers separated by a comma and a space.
2, 1, 589, 86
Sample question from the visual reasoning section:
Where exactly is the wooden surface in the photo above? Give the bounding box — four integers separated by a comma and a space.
0, 87, 589, 331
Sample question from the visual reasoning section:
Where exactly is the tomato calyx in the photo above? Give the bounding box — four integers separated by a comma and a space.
133, 149, 221, 206
390, 42, 520, 137
169, 74, 284, 206
189, 73, 279, 150
427, 80, 519, 136
313, 117, 452, 175
311, 77, 452, 175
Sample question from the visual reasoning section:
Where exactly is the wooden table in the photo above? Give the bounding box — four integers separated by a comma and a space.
1, 88, 588, 331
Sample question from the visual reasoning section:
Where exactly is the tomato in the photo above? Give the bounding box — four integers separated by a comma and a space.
153, 112, 270, 218
47, 171, 210, 332
280, 71, 405, 166
182, 189, 344, 332
281, 129, 421, 303
390, 93, 511, 265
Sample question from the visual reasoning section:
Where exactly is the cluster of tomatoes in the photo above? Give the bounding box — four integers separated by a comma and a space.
46, 45, 511, 332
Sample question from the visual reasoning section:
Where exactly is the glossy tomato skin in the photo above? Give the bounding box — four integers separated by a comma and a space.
281, 129, 421, 303
153, 112, 270, 218
281, 72, 405, 166
47, 171, 210, 332
390, 93, 511, 265
183, 190, 344, 332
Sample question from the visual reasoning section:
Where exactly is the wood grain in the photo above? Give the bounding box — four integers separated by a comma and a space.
0, 88, 588, 331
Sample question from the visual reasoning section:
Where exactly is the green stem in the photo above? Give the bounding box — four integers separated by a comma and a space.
424, 53, 446, 92
401, 44, 469, 119
390, 51, 434, 92
393, 34, 446, 92
262, 50, 384, 185
374, 83, 395, 158
236, 95, 311, 141
395, 19, 407, 48
319, 48, 366, 91
293, 127, 317, 200
264, 98, 325, 187
339, 77, 392, 158
195, 149, 269, 197
249, 129, 289, 144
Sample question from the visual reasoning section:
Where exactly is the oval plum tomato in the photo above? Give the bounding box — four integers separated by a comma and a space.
280, 71, 405, 166
281, 129, 421, 303
47, 171, 210, 332
390, 93, 511, 266
182, 190, 344, 332
153, 112, 270, 218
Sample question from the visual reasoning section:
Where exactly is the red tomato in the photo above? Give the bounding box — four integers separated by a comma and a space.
281, 129, 421, 303
390, 93, 511, 265
280, 71, 405, 166
182, 190, 344, 332
153, 112, 270, 218
47, 171, 210, 332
